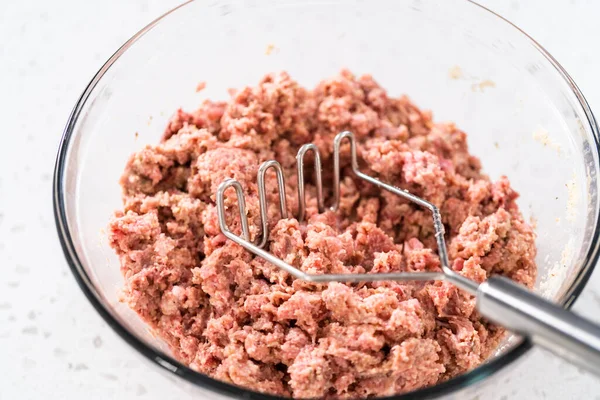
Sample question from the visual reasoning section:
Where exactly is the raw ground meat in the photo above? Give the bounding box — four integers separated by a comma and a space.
109, 70, 537, 399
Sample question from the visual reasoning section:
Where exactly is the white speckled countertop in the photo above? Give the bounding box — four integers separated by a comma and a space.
1, 1, 600, 399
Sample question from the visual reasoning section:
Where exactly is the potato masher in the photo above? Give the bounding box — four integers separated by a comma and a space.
217, 130, 600, 376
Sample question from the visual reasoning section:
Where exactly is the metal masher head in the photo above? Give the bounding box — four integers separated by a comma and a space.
216, 131, 478, 294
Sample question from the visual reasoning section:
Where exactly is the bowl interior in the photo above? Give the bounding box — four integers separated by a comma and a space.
56, 0, 600, 398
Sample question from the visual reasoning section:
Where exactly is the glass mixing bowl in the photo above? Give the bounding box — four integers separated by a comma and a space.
53, 0, 600, 398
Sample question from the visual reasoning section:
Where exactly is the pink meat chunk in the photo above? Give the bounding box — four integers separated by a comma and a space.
109, 70, 537, 398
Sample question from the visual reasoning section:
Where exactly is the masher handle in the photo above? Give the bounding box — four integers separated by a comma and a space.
477, 275, 600, 376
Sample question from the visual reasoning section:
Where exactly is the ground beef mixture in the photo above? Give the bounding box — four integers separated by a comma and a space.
109, 70, 536, 398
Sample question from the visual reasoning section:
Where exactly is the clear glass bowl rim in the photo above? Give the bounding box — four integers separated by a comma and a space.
52, 1, 600, 399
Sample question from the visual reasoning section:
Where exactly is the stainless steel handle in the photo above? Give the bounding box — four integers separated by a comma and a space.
477, 275, 600, 376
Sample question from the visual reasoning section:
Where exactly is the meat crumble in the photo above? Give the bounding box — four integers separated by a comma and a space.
109, 70, 536, 398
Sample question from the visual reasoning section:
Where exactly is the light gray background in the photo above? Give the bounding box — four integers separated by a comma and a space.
1, 1, 599, 399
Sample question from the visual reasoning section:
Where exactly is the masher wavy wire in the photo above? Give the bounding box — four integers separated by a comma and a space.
216, 131, 478, 293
